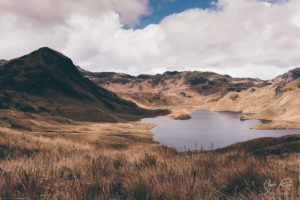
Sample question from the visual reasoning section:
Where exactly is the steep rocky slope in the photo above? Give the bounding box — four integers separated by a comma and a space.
0, 48, 167, 123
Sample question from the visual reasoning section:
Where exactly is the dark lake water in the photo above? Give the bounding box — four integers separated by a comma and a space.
142, 110, 300, 151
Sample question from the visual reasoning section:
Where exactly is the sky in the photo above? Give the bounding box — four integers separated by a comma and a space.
136, 0, 216, 28
0, 0, 299, 79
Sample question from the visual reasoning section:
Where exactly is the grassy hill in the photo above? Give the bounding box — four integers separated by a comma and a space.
0, 47, 168, 123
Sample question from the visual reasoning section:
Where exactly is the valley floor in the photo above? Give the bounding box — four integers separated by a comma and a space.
0, 117, 299, 199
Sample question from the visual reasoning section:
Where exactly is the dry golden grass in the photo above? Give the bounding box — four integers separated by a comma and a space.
0, 129, 299, 200
211, 80, 300, 129
98, 76, 300, 129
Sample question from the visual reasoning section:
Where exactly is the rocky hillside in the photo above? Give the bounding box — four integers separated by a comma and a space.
211, 77, 300, 129
273, 67, 300, 82
83, 68, 300, 129
85, 71, 267, 95
84, 71, 268, 108
0, 48, 167, 123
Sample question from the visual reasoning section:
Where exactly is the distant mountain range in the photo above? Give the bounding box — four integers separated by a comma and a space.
1, 47, 299, 129
82, 66, 300, 129
82, 70, 269, 108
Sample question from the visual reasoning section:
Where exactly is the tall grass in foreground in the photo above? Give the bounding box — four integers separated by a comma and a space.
0, 131, 298, 200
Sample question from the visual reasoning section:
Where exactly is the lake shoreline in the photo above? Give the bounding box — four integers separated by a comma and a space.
143, 110, 300, 151
168, 105, 300, 130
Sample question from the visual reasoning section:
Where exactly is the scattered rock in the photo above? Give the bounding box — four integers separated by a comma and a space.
174, 114, 191, 120
274, 85, 284, 96
230, 94, 239, 101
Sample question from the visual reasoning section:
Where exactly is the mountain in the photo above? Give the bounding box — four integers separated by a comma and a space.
209, 68, 300, 129
82, 68, 300, 129
273, 67, 300, 82
211, 75, 300, 129
85, 71, 267, 94
0, 47, 168, 122
83, 70, 268, 108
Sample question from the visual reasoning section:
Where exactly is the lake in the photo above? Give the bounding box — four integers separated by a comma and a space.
142, 110, 300, 151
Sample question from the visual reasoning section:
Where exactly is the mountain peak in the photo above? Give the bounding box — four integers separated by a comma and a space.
275, 67, 300, 82
9, 47, 78, 76
0, 48, 167, 122
38, 46, 55, 51
0, 47, 81, 94
25, 47, 72, 65
33, 47, 66, 57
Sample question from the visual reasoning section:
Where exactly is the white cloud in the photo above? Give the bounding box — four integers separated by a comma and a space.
0, 0, 149, 26
0, 0, 300, 79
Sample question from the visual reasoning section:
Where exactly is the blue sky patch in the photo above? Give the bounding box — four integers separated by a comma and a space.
134, 0, 216, 28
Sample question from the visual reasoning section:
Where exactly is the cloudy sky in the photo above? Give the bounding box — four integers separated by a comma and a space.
0, 0, 299, 79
